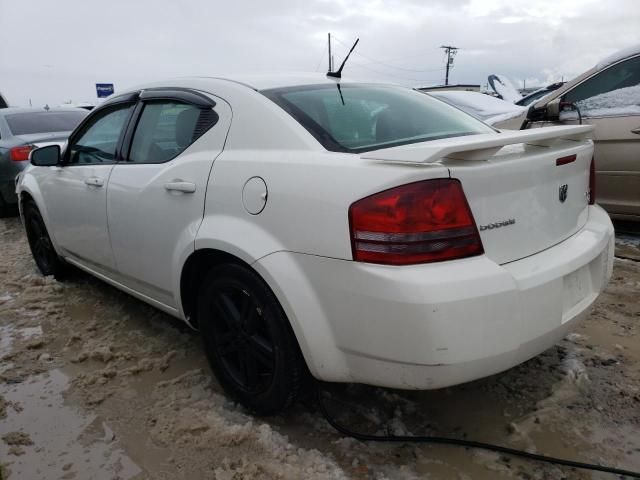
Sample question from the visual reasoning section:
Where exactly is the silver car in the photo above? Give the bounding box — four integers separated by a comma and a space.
0, 107, 88, 216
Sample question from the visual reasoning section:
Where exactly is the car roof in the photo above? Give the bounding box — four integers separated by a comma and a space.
532, 45, 640, 109
596, 43, 640, 71
0, 106, 88, 115
199, 73, 386, 90
124, 73, 387, 95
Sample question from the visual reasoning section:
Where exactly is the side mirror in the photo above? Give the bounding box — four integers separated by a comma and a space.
30, 145, 61, 167
545, 98, 561, 119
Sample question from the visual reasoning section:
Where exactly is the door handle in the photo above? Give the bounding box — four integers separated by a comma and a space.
164, 181, 196, 193
631, 127, 640, 135
84, 176, 104, 187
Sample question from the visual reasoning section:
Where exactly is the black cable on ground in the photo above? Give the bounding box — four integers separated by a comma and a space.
315, 390, 640, 478
615, 254, 640, 262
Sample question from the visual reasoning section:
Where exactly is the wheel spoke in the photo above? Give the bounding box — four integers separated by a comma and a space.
226, 354, 247, 387
213, 292, 241, 329
216, 332, 239, 356
239, 292, 251, 324
241, 344, 260, 388
243, 307, 258, 335
247, 334, 275, 368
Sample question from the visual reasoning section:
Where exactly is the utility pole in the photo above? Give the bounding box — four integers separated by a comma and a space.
440, 45, 458, 86
328, 33, 333, 72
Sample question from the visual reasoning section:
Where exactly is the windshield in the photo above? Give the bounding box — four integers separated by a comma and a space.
516, 89, 551, 106
262, 84, 494, 153
5, 111, 88, 136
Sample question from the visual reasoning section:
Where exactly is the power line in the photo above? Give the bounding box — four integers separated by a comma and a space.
348, 59, 444, 84
331, 35, 443, 73
314, 48, 326, 72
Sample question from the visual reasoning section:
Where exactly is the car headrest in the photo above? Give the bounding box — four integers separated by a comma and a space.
175, 108, 200, 148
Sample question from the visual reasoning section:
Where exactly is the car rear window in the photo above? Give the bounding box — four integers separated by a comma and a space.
5, 111, 88, 136
262, 84, 494, 153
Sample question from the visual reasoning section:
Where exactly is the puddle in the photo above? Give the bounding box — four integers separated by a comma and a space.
0, 369, 141, 480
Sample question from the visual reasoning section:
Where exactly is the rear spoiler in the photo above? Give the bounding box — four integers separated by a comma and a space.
361, 125, 593, 163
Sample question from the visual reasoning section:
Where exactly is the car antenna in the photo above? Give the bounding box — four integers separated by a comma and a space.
327, 38, 360, 79
336, 83, 345, 105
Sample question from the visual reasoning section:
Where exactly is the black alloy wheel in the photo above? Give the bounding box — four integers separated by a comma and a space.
23, 202, 63, 277
198, 263, 305, 415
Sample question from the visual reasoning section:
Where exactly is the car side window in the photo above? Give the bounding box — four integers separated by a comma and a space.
68, 103, 133, 164
127, 101, 218, 164
564, 55, 640, 117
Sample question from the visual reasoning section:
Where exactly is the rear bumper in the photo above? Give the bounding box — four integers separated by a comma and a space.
0, 180, 18, 206
254, 205, 614, 389
0, 164, 27, 206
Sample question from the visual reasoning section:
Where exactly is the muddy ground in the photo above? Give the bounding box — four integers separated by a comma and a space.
1, 216, 639, 480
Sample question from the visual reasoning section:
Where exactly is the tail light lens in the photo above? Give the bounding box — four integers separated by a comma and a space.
10, 145, 34, 162
588, 157, 596, 205
349, 179, 484, 265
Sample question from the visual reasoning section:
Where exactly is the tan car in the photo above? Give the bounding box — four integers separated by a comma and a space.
518, 45, 640, 220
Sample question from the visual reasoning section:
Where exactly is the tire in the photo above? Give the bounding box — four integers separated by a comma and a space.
197, 263, 305, 415
23, 201, 66, 278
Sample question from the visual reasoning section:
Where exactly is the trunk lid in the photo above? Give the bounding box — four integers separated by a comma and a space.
14, 131, 71, 149
361, 125, 594, 265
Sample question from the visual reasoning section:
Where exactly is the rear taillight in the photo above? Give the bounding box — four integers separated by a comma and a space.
588, 157, 596, 205
349, 179, 484, 265
10, 145, 34, 162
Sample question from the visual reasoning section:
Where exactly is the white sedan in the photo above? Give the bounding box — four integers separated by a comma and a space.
17, 75, 614, 414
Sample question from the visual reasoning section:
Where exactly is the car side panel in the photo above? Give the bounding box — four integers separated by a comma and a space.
589, 115, 640, 217
107, 98, 232, 308
197, 149, 450, 262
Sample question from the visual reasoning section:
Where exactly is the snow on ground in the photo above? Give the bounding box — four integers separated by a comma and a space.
577, 84, 640, 117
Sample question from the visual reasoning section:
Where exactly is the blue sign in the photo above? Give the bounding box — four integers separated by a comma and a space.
96, 83, 114, 98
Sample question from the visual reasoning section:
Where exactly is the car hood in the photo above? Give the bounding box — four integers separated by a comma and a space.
429, 91, 526, 127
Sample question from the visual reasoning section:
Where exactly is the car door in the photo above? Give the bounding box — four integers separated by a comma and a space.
106, 89, 231, 308
41, 98, 136, 271
561, 55, 640, 218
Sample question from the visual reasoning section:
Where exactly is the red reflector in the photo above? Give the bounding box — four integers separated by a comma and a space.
589, 157, 596, 205
10, 145, 34, 162
349, 179, 484, 265
556, 154, 576, 166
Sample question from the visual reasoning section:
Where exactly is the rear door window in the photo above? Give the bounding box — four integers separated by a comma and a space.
127, 101, 218, 164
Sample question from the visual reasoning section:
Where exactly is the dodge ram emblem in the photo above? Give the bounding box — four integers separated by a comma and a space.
559, 184, 568, 203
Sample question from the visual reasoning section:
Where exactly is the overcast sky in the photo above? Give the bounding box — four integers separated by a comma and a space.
0, 0, 638, 106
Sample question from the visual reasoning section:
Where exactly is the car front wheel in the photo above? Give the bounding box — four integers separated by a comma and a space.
23, 201, 65, 278
197, 263, 305, 415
